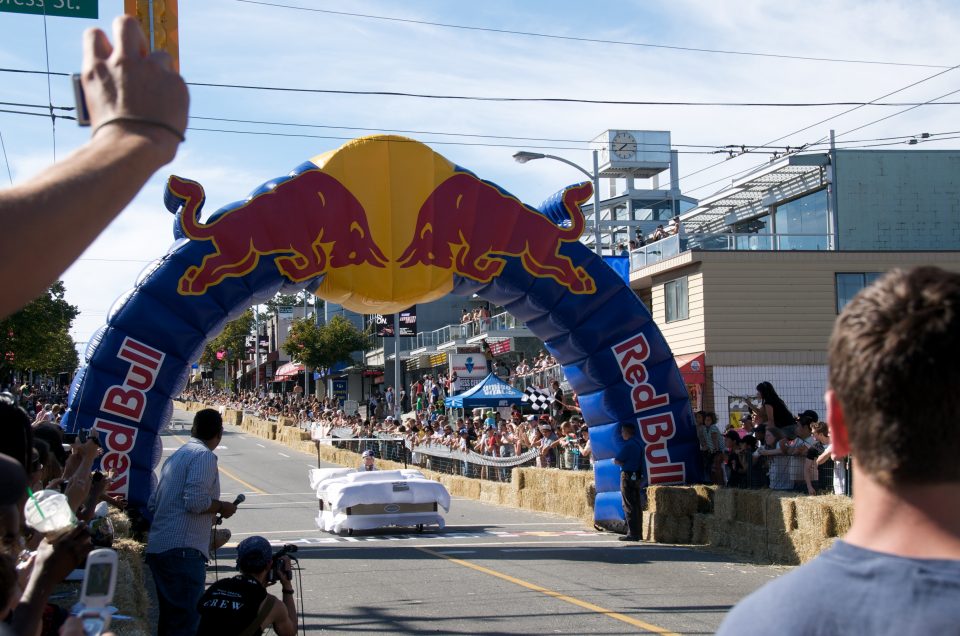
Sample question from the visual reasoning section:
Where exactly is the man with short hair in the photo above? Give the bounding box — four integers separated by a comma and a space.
718, 267, 960, 634
197, 536, 297, 636
146, 409, 238, 635
613, 423, 644, 541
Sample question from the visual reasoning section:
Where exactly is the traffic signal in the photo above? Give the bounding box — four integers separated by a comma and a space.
123, 0, 180, 73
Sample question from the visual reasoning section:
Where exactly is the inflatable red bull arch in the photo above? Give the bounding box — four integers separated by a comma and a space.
62, 135, 701, 527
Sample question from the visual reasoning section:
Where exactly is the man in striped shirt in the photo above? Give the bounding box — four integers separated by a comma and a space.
146, 409, 238, 635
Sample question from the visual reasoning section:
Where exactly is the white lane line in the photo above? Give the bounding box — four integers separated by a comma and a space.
500, 547, 590, 552
256, 443, 265, 448
221, 492, 316, 497
231, 530, 320, 536
278, 452, 290, 458
437, 550, 476, 555
445, 522, 583, 528
214, 446, 229, 450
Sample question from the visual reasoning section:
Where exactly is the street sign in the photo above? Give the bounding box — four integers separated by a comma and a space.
0, 0, 98, 19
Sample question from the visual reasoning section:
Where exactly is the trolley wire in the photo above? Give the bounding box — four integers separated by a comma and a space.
235, 0, 952, 70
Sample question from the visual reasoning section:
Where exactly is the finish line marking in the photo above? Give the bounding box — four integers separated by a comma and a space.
416, 546, 681, 635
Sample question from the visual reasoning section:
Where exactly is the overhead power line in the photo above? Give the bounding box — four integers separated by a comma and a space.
186, 79, 960, 107
235, 0, 951, 70
3, 68, 959, 108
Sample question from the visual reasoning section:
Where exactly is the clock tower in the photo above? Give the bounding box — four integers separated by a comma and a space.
594, 130, 671, 178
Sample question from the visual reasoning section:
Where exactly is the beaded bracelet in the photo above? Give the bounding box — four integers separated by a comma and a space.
93, 116, 185, 142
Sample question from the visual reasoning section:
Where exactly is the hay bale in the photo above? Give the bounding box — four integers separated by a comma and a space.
644, 513, 688, 543
518, 489, 547, 511
641, 512, 655, 541
766, 536, 800, 566
785, 530, 836, 564
674, 515, 693, 543
794, 497, 834, 538
648, 486, 698, 516
692, 513, 710, 544
705, 517, 731, 548
108, 508, 132, 538
713, 487, 735, 521
692, 484, 716, 513
733, 489, 767, 526
111, 538, 150, 634
821, 495, 854, 537
765, 491, 798, 533
728, 522, 768, 560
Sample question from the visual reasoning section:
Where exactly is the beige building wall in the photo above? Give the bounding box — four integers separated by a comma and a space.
633, 251, 960, 365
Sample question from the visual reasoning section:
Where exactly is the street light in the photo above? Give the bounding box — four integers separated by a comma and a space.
513, 149, 604, 256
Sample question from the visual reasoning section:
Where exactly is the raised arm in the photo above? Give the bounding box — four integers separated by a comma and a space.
0, 15, 188, 318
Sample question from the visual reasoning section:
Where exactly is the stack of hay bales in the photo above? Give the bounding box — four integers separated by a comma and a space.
515, 468, 550, 512
642, 486, 699, 543
223, 408, 243, 426
779, 495, 852, 564
691, 484, 717, 544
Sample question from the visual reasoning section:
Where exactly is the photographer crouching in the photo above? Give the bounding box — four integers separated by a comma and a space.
196, 536, 297, 635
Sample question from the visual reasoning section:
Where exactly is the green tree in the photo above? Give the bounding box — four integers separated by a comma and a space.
0, 282, 80, 378
283, 315, 367, 372
264, 292, 323, 318
200, 310, 255, 389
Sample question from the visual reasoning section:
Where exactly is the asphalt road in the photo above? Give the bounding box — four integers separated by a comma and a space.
160, 408, 788, 635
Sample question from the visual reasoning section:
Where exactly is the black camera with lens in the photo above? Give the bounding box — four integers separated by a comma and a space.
267, 544, 298, 585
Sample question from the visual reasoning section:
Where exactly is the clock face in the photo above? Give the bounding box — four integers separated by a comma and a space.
612, 132, 637, 160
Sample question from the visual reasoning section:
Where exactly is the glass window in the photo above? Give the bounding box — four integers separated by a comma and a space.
733, 216, 772, 250
774, 189, 829, 250
836, 272, 883, 313
665, 277, 689, 322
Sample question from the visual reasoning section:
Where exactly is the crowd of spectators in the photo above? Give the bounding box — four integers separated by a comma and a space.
182, 378, 591, 482
513, 350, 559, 379
696, 381, 848, 496
460, 306, 491, 332
1, 389, 126, 635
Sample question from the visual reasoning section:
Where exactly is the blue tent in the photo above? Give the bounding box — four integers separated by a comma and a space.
445, 373, 525, 409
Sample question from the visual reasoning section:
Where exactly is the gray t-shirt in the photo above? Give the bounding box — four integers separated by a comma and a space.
717, 541, 960, 635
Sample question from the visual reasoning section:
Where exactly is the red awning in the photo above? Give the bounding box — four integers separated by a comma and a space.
675, 352, 705, 385
274, 362, 304, 382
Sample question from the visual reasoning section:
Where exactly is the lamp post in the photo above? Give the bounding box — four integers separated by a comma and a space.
513, 149, 603, 256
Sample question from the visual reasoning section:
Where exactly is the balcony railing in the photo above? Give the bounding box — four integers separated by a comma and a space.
629, 232, 833, 270
374, 312, 529, 355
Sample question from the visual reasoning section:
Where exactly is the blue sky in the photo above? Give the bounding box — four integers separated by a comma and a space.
2, 0, 959, 348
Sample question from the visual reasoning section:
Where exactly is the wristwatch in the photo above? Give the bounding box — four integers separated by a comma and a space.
282, 588, 295, 595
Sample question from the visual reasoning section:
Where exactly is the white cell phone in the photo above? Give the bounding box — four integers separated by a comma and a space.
80, 548, 118, 610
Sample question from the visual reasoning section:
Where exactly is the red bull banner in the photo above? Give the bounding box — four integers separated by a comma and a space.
62, 135, 700, 525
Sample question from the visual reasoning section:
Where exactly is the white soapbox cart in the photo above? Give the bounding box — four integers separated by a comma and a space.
308, 468, 450, 535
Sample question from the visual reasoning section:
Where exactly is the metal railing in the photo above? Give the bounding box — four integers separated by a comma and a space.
379, 312, 529, 354
629, 232, 834, 270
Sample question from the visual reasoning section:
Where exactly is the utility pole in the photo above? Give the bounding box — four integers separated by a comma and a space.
393, 313, 401, 418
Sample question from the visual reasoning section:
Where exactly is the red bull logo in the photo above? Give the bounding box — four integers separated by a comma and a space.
168, 170, 387, 295
397, 173, 596, 293
169, 136, 597, 309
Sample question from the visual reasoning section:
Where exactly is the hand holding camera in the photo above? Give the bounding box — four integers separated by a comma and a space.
267, 544, 298, 587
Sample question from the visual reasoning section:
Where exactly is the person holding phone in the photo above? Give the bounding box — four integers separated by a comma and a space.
0, 15, 188, 319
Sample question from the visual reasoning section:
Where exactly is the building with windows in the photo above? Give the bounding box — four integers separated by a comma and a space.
628, 148, 960, 426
